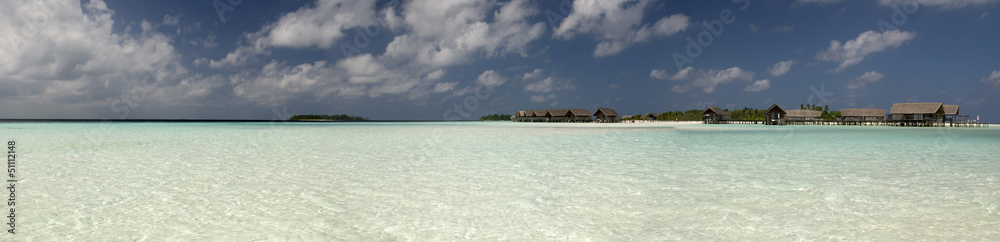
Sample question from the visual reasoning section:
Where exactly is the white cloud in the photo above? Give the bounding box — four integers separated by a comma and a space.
768, 60, 796, 76
744, 79, 771, 92
424, 69, 446, 80
816, 30, 916, 72
0, 0, 190, 113
383, 0, 546, 68
433, 82, 458, 93
747, 23, 760, 32
846, 71, 885, 97
264, 0, 377, 49
476, 70, 507, 87
553, 0, 689, 57
530, 94, 556, 103
651, 67, 755, 93
877, 0, 999, 9
215, 0, 549, 104
524, 77, 574, 93
982, 69, 1000, 88
522, 68, 544, 80
210, 0, 380, 68
981, 11, 991, 21
162, 14, 181, 26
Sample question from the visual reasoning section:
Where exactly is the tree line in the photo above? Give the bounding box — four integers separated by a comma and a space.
623, 104, 844, 121
289, 114, 369, 121
479, 113, 512, 121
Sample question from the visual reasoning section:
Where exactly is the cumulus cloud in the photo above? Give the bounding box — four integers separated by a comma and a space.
209, 0, 379, 68
768, 60, 796, 76
744, 79, 771, 92
476, 70, 507, 87
816, 30, 916, 72
433, 82, 458, 93
214, 0, 548, 104
522, 68, 544, 80
0, 0, 191, 115
424, 69, 446, 80
846, 71, 885, 97
877, 0, 999, 9
651, 67, 755, 93
982, 69, 1000, 88
553, 0, 689, 57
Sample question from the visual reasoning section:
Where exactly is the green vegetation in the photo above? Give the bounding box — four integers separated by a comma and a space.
289, 114, 369, 121
800, 104, 843, 121
479, 113, 512, 121
729, 108, 767, 121
657, 110, 704, 121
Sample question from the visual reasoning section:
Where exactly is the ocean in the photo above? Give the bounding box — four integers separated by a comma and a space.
3, 122, 998, 240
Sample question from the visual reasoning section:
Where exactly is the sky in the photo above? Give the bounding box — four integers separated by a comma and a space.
1, 0, 998, 121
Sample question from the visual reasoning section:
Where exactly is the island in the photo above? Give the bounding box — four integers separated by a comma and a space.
289, 114, 369, 121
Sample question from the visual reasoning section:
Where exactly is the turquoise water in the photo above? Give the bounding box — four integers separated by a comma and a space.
3, 122, 999, 240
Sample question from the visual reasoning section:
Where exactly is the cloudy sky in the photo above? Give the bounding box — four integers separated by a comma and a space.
1, 0, 998, 120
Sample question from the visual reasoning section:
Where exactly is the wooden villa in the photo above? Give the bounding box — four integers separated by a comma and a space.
702, 107, 731, 124
547, 109, 569, 122
593, 108, 621, 123
765, 104, 786, 125
943, 105, 960, 126
786, 110, 822, 124
532, 110, 550, 122
642, 113, 661, 121
568, 108, 593, 122
890, 102, 945, 126
840, 108, 887, 125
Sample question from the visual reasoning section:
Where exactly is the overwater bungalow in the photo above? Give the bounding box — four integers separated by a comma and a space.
890, 102, 945, 126
532, 110, 549, 122
786, 110, 822, 124
765, 104, 786, 125
547, 109, 569, 122
840, 108, 887, 125
593, 108, 621, 123
567, 108, 593, 122
511, 110, 527, 122
702, 107, 731, 124
642, 113, 661, 121
943, 105, 960, 125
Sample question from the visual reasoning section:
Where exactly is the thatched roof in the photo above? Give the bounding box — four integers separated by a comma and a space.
765, 104, 785, 114
568, 108, 590, 117
622, 115, 634, 119
943, 105, 959, 115
642, 113, 661, 119
702, 106, 730, 116
890, 103, 944, 114
593, 107, 618, 117
533, 110, 549, 116
547, 109, 568, 117
786, 110, 822, 118
841, 108, 886, 117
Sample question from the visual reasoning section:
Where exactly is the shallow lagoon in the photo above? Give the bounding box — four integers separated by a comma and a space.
5, 122, 999, 240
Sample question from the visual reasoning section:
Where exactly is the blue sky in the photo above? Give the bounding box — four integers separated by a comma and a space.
1, 0, 998, 121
